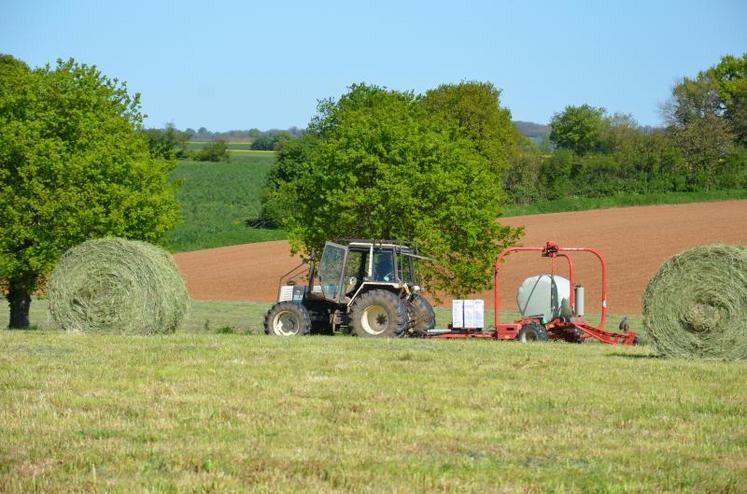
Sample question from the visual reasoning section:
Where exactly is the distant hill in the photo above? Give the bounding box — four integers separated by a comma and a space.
513, 121, 550, 140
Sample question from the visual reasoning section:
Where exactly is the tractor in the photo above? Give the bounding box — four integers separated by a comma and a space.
263, 240, 436, 337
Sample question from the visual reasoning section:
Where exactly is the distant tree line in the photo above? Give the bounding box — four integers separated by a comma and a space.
249, 130, 296, 150
142, 124, 192, 159
188, 126, 304, 142
142, 126, 305, 160
503, 53, 747, 204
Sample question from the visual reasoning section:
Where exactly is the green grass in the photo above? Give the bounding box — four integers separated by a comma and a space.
2, 298, 639, 338
167, 156, 284, 252
186, 142, 276, 160
7, 297, 639, 340
186, 141, 257, 151
228, 149, 276, 158
1, 317, 744, 492
502, 189, 747, 217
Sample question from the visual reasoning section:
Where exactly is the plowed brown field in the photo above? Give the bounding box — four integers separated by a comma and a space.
174, 200, 747, 314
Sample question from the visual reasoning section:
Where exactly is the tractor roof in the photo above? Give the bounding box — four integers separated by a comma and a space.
327, 239, 432, 260
334, 239, 413, 249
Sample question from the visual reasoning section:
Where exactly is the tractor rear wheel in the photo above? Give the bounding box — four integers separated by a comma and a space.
264, 302, 312, 336
350, 289, 408, 338
408, 295, 435, 335
517, 323, 549, 343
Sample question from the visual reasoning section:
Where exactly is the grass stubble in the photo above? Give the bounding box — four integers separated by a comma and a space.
1, 301, 745, 492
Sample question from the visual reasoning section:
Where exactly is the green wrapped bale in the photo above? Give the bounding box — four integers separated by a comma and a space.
643, 244, 747, 360
48, 238, 190, 334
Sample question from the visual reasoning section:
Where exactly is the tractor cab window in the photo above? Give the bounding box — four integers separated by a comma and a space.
318, 243, 346, 301
398, 253, 415, 284
372, 249, 395, 282
344, 250, 366, 294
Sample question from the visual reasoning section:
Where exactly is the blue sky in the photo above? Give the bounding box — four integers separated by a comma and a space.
3, 0, 745, 130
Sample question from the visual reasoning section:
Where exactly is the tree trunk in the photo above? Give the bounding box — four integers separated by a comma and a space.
7, 279, 32, 329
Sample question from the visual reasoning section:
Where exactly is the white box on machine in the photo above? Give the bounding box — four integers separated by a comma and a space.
452, 299, 484, 329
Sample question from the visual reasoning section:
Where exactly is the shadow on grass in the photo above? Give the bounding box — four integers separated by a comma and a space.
607, 352, 663, 360
5, 325, 42, 331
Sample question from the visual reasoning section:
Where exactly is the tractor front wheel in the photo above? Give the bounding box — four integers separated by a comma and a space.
264, 302, 312, 336
350, 289, 408, 338
408, 295, 436, 336
517, 323, 549, 343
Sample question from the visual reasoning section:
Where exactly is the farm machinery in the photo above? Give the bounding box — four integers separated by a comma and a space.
263, 240, 436, 337
263, 239, 638, 346
427, 241, 639, 345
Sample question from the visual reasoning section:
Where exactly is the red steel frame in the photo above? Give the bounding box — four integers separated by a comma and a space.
429, 241, 638, 345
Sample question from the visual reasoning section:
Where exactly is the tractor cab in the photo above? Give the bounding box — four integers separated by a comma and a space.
311, 241, 419, 304
264, 240, 435, 337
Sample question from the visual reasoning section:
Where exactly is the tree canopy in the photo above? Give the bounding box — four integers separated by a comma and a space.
262, 83, 522, 297
142, 124, 192, 160
661, 53, 747, 188
0, 56, 180, 328
548, 104, 608, 155
423, 81, 521, 171
706, 53, 747, 145
250, 130, 295, 150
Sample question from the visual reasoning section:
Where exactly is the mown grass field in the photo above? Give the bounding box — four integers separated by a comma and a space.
2, 321, 745, 492
5, 298, 639, 339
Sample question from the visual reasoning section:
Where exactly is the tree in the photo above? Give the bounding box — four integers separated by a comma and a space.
663, 53, 747, 143
549, 104, 608, 155
662, 55, 746, 188
142, 124, 192, 160
0, 56, 180, 328
661, 74, 722, 126
422, 81, 521, 172
502, 141, 543, 204
707, 53, 747, 145
195, 139, 229, 161
707, 54, 747, 108
250, 130, 295, 150
668, 115, 734, 189
262, 83, 522, 297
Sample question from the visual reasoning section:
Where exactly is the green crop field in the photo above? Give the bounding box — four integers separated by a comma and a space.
186, 141, 257, 151
2, 317, 745, 492
167, 154, 283, 252
165, 149, 747, 253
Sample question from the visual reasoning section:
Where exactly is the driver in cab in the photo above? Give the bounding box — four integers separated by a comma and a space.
372, 251, 394, 282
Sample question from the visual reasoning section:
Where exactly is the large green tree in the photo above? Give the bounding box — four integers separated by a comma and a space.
0, 56, 180, 328
707, 53, 747, 145
422, 81, 521, 171
549, 104, 608, 155
662, 53, 746, 188
262, 83, 522, 297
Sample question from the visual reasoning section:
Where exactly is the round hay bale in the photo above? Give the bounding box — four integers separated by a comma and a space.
48, 237, 190, 334
643, 244, 747, 360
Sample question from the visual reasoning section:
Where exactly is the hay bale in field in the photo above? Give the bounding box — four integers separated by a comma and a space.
643, 244, 747, 360
48, 238, 190, 334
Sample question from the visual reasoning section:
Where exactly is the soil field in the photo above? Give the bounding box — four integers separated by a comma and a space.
174, 200, 747, 314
